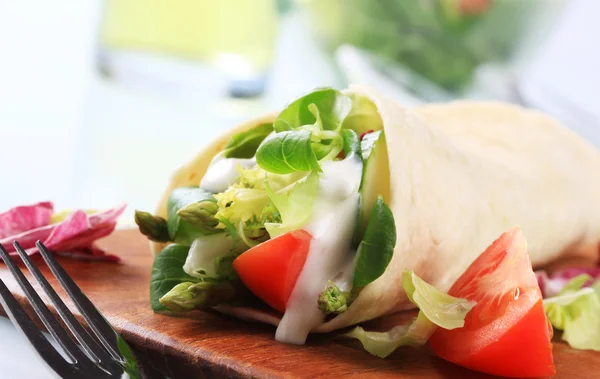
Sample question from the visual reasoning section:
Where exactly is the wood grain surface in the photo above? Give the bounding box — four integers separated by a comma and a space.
0, 229, 598, 379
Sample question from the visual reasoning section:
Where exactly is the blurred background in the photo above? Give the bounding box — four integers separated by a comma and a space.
0, 0, 599, 221
0, 1, 599, 375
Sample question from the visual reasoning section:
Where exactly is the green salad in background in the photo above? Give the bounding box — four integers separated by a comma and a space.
301, 0, 563, 93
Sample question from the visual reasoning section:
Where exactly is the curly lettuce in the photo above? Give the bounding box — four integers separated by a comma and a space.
213, 165, 313, 245
344, 270, 475, 358
543, 274, 600, 351
264, 171, 319, 238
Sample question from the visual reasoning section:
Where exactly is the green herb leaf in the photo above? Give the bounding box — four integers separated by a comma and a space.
223, 123, 273, 159
342, 129, 361, 158
167, 187, 218, 245
265, 171, 319, 238
116, 334, 141, 379
150, 244, 198, 312
358, 131, 390, 240
307, 103, 343, 160
353, 196, 396, 287
256, 130, 321, 174
344, 270, 475, 358
274, 88, 352, 132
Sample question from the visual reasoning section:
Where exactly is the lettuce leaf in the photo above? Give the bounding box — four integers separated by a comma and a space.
543, 274, 600, 351
342, 129, 361, 158
213, 165, 311, 247
344, 318, 429, 359
344, 270, 475, 358
213, 167, 279, 227
274, 88, 352, 132
214, 187, 271, 227
342, 93, 384, 135
223, 123, 273, 159
255, 130, 322, 174
264, 171, 319, 238
256, 89, 354, 174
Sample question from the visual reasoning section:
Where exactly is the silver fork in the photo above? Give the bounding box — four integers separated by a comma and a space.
0, 241, 140, 378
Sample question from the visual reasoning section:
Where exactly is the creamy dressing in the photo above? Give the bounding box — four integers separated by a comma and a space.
200, 152, 256, 193
183, 234, 238, 278
275, 155, 363, 344
195, 146, 363, 344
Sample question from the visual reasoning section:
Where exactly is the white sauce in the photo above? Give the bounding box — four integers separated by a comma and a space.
200, 152, 255, 193
275, 155, 363, 344
183, 234, 238, 278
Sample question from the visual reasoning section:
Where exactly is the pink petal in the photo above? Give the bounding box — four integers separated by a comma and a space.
0, 224, 55, 252
89, 204, 127, 227
0, 203, 126, 262
0, 202, 54, 239
48, 224, 117, 253
42, 211, 91, 247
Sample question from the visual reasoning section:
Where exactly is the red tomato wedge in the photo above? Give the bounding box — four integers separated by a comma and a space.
429, 227, 555, 378
232, 230, 312, 313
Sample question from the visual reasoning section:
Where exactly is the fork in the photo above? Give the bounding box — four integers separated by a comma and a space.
0, 241, 140, 378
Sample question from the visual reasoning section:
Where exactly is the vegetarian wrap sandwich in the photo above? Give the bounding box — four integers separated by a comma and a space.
136, 85, 600, 345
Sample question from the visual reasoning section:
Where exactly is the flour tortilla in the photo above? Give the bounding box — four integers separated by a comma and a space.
151, 85, 600, 333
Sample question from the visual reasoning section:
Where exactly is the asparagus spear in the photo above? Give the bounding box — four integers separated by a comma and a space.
159, 281, 236, 312
177, 200, 219, 229
318, 282, 355, 315
134, 210, 170, 242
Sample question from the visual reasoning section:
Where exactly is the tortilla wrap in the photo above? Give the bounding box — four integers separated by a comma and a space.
150, 85, 600, 333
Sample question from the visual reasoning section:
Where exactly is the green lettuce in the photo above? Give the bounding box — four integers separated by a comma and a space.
342, 129, 361, 157
256, 129, 322, 174
274, 88, 352, 132
256, 89, 354, 174
342, 92, 384, 135
344, 270, 475, 358
223, 123, 273, 159
264, 171, 319, 238
213, 166, 312, 246
543, 274, 600, 351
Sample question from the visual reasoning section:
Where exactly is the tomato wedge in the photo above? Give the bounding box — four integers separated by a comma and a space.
232, 230, 312, 313
429, 227, 555, 378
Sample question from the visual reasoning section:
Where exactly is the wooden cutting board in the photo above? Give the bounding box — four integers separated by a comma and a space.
0, 229, 598, 378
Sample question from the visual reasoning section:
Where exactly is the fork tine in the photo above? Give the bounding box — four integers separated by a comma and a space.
13, 242, 123, 373
36, 241, 122, 361
0, 244, 93, 366
0, 277, 79, 377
